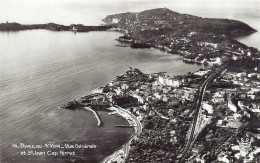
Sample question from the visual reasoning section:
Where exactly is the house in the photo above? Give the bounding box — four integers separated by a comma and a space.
170, 78, 182, 87
162, 96, 169, 102
132, 93, 145, 104
146, 96, 153, 102
158, 74, 166, 85
224, 116, 242, 128
194, 70, 210, 76
239, 93, 247, 99
149, 110, 156, 116
252, 102, 260, 112
109, 80, 119, 86
212, 91, 226, 103
202, 102, 213, 114
213, 97, 225, 103
233, 113, 242, 121
227, 99, 237, 112
168, 100, 179, 107
251, 87, 260, 93
154, 92, 162, 99
248, 73, 257, 78
114, 87, 123, 95
143, 103, 150, 111
106, 92, 116, 102
192, 144, 204, 154
121, 83, 129, 90
92, 87, 104, 94
163, 87, 171, 93
237, 72, 247, 77
140, 84, 148, 90
248, 94, 256, 100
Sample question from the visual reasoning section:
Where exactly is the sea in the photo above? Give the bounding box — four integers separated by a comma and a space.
0, 30, 205, 162
0, 9, 259, 162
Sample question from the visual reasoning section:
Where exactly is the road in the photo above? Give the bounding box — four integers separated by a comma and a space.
102, 105, 142, 163
178, 70, 220, 162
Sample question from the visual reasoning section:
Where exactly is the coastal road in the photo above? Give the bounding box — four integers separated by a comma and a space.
116, 105, 142, 157
178, 70, 220, 162
102, 105, 142, 163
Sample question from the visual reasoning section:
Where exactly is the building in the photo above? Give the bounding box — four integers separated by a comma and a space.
202, 102, 213, 114
154, 92, 162, 99
192, 144, 204, 154
228, 100, 237, 112
121, 83, 129, 90
162, 96, 169, 102
106, 92, 116, 102
158, 74, 182, 87
92, 87, 104, 94
213, 97, 225, 103
194, 70, 210, 76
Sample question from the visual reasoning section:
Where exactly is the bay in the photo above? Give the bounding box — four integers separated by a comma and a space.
0, 30, 203, 162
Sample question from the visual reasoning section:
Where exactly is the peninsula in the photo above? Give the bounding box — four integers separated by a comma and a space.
103, 8, 259, 65
0, 22, 112, 32
56, 8, 259, 163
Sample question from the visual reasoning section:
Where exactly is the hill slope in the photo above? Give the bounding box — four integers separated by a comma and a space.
103, 8, 259, 63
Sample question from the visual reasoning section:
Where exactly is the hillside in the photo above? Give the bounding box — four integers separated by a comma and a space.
103, 8, 256, 37
0, 22, 112, 32
103, 8, 259, 64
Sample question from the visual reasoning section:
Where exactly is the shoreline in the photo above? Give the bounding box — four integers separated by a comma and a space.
102, 106, 142, 163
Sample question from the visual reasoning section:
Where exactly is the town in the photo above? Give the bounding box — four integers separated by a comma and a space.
60, 7, 260, 163
62, 55, 260, 163
103, 8, 260, 66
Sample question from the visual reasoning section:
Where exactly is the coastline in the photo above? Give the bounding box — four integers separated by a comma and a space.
102, 106, 142, 163
1, 5, 260, 163
60, 80, 142, 162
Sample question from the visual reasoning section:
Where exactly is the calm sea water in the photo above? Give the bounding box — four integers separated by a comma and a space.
234, 17, 260, 50
0, 30, 204, 162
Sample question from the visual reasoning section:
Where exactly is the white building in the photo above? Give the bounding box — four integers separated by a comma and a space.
202, 102, 213, 114
92, 87, 104, 94
158, 74, 182, 87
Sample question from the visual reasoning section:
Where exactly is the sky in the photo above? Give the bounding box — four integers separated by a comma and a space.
0, 0, 259, 25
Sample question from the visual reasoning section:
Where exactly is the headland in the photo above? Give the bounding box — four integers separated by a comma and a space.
59, 8, 260, 163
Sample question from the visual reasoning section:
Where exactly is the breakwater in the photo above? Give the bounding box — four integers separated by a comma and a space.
83, 107, 102, 127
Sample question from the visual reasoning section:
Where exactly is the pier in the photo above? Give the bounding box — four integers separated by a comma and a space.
84, 107, 102, 127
